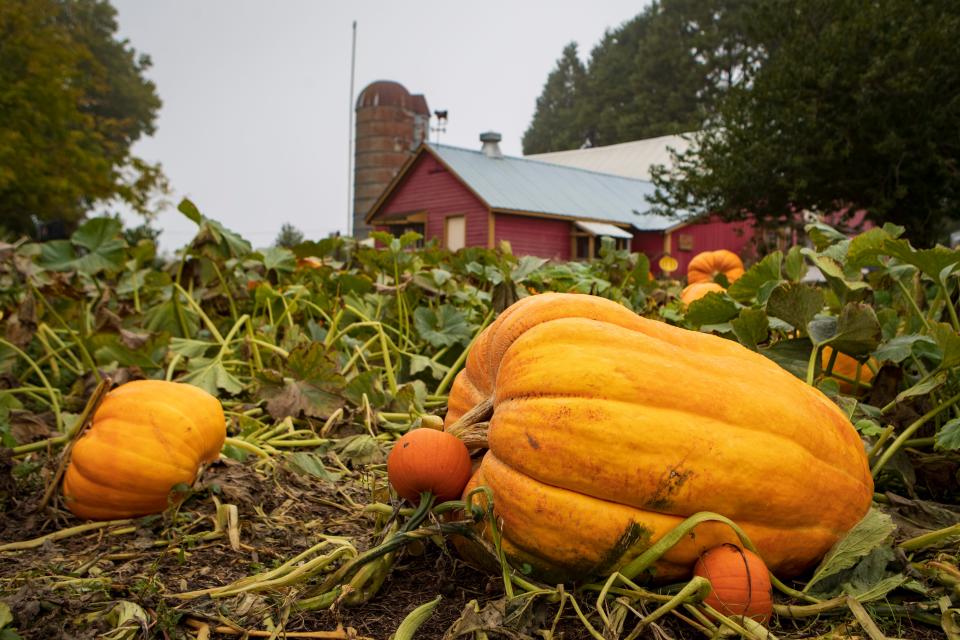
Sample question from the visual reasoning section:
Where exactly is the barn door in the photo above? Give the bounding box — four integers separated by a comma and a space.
445, 216, 466, 251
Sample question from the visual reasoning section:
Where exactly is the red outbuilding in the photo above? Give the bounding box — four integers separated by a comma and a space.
366, 132, 758, 274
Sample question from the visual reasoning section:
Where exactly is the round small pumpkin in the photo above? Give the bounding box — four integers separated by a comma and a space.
387, 428, 472, 503
694, 544, 773, 623
62, 380, 226, 521
687, 250, 745, 285
680, 282, 725, 306
821, 347, 877, 394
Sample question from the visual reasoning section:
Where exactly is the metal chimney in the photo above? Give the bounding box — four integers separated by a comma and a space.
480, 131, 503, 158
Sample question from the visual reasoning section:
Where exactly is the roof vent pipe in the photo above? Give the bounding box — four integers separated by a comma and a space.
480, 131, 503, 158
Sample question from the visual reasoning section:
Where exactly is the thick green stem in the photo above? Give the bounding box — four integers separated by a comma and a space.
872, 391, 960, 476
0, 337, 63, 432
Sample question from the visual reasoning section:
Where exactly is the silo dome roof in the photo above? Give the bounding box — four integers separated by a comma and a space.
356, 80, 429, 114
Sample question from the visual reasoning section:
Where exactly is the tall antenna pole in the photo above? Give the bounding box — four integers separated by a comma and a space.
346, 20, 357, 237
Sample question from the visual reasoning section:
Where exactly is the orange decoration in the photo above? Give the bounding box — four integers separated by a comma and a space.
387, 429, 472, 503
62, 380, 226, 521
687, 250, 745, 285
680, 282, 725, 305
694, 544, 773, 623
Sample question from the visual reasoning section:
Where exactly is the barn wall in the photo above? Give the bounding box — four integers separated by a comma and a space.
495, 213, 571, 260
376, 152, 489, 248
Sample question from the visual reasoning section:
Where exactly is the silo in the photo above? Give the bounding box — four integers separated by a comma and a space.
353, 81, 430, 238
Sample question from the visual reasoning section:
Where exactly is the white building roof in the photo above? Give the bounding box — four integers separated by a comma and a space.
526, 133, 694, 181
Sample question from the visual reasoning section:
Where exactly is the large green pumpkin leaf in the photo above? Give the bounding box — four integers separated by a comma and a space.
804, 509, 896, 594
730, 308, 768, 351
257, 343, 345, 419
765, 282, 825, 333
807, 303, 881, 356
934, 418, 960, 452
414, 305, 472, 347
727, 252, 782, 303
685, 292, 739, 327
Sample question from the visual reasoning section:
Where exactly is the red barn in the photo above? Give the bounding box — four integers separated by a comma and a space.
366, 132, 755, 273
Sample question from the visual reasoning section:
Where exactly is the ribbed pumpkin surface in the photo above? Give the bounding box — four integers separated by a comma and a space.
62, 380, 226, 520
446, 293, 872, 582
687, 249, 745, 284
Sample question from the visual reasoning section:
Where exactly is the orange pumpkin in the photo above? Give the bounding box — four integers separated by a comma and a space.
62, 380, 225, 520
680, 282, 725, 305
821, 347, 876, 393
694, 545, 773, 623
687, 250, 745, 285
387, 429, 472, 503
445, 293, 872, 583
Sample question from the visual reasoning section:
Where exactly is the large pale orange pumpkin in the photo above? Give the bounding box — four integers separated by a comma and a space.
687, 250, 745, 285
445, 293, 872, 583
680, 282, 725, 305
62, 380, 226, 520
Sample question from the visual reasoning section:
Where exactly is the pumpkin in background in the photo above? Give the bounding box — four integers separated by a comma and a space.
687, 250, 745, 285
694, 545, 773, 623
446, 293, 872, 583
388, 428, 472, 503
821, 347, 877, 393
62, 380, 225, 520
680, 282, 725, 306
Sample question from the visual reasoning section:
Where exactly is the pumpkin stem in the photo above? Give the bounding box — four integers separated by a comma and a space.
446, 397, 494, 438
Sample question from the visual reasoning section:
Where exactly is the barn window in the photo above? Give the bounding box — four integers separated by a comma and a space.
445, 216, 466, 251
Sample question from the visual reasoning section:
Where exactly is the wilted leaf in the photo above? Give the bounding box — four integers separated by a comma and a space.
766, 282, 825, 333
730, 308, 768, 351
70, 217, 127, 274
935, 418, 960, 452
257, 343, 345, 419
784, 245, 806, 282
414, 305, 472, 348
178, 197, 203, 224
336, 434, 382, 466
288, 452, 342, 482
512, 255, 549, 281
685, 292, 739, 327
169, 337, 215, 358
896, 371, 947, 404
804, 509, 896, 593
727, 252, 782, 303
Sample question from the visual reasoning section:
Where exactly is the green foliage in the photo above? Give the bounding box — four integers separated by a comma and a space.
651, 0, 960, 246
0, 0, 166, 236
275, 223, 305, 248
523, 0, 760, 153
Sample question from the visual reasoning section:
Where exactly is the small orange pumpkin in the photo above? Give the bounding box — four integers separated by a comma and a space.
693, 544, 773, 623
680, 282, 725, 305
62, 380, 226, 520
387, 429, 472, 503
821, 347, 877, 393
687, 250, 745, 285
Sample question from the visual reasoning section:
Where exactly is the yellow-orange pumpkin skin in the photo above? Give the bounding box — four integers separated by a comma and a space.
387, 429, 472, 503
694, 545, 773, 623
680, 282, 725, 305
447, 293, 872, 583
687, 250, 745, 285
821, 347, 877, 394
62, 380, 225, 520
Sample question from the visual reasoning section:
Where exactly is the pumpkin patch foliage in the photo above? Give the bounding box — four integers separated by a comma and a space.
0, 203, 959, 638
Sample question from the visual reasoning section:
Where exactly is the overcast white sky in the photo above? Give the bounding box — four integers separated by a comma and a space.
110, 1, 648, 251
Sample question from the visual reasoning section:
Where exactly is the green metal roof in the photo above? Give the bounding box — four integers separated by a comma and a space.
429, 143, 684, 231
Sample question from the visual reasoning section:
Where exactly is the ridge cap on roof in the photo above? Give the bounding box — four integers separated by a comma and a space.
427, 142, 657, 185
